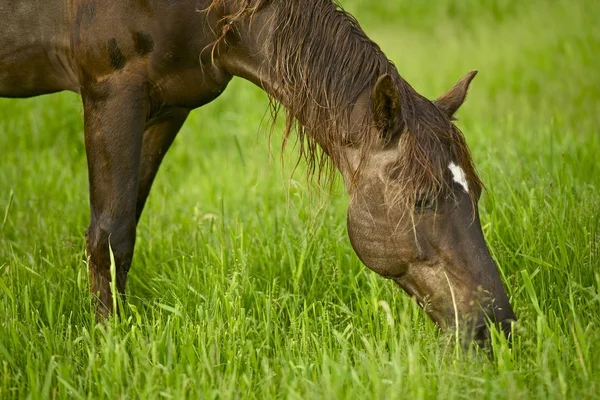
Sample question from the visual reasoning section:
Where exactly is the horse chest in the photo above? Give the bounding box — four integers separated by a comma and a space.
68, 0, 230, 109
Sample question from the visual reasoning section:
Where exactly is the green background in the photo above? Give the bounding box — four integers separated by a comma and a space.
1, 0, 598, 398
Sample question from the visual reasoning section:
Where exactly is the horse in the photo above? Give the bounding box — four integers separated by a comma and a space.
0, 0, 516, 343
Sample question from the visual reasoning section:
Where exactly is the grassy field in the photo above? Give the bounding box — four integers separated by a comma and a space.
1, 0, 599, 398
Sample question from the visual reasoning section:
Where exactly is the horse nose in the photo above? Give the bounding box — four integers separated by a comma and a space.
472, 317, 516, 348
499, 317, 516, 342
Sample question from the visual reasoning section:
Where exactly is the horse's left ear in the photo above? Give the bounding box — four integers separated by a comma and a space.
371, 74, 401, 131
434, 70, 478, 118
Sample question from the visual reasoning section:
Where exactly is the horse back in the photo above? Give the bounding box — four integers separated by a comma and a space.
0, 0, 79, 97
0, 0, 231, 107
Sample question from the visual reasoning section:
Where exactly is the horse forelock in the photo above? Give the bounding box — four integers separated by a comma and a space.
206, 0, 482, 209
380, 81, 482, 215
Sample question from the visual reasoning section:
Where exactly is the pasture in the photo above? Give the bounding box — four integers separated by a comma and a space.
1, 0, 598, 398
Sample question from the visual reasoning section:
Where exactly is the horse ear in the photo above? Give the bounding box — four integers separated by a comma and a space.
371, 74, 401, 131
434, 70, 478, 118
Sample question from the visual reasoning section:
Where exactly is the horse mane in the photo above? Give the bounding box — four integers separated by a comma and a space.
205, 0, 482, 212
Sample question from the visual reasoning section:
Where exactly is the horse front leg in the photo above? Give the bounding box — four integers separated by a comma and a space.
82, 77, 147, 320
136, 108, 189, 222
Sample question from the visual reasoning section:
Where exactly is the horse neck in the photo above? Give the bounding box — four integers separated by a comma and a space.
215, 0, 389, 181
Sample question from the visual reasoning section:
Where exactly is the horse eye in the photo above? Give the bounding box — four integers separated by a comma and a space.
415, 194, 436, 211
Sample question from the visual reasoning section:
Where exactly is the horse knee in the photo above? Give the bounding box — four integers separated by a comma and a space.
86, 220, 136, 282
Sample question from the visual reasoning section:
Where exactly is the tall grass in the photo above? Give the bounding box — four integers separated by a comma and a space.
1, 0, 598, 398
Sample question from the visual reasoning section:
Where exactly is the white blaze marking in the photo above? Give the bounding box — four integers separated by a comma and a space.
449, 162, 469, 193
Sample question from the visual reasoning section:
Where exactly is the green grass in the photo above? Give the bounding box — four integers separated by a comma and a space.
1, 0, 599, 398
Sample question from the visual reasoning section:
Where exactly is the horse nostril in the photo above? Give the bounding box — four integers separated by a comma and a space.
473, 324, 490, 345
474, 319, 515, 349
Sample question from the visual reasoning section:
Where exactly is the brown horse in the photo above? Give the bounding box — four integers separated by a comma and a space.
1, 0, 515, 342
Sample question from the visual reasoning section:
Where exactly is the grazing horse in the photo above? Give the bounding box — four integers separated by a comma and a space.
1, 0, 516, 342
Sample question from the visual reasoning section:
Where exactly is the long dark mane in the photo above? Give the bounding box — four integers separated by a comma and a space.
206, 0, 482, 210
